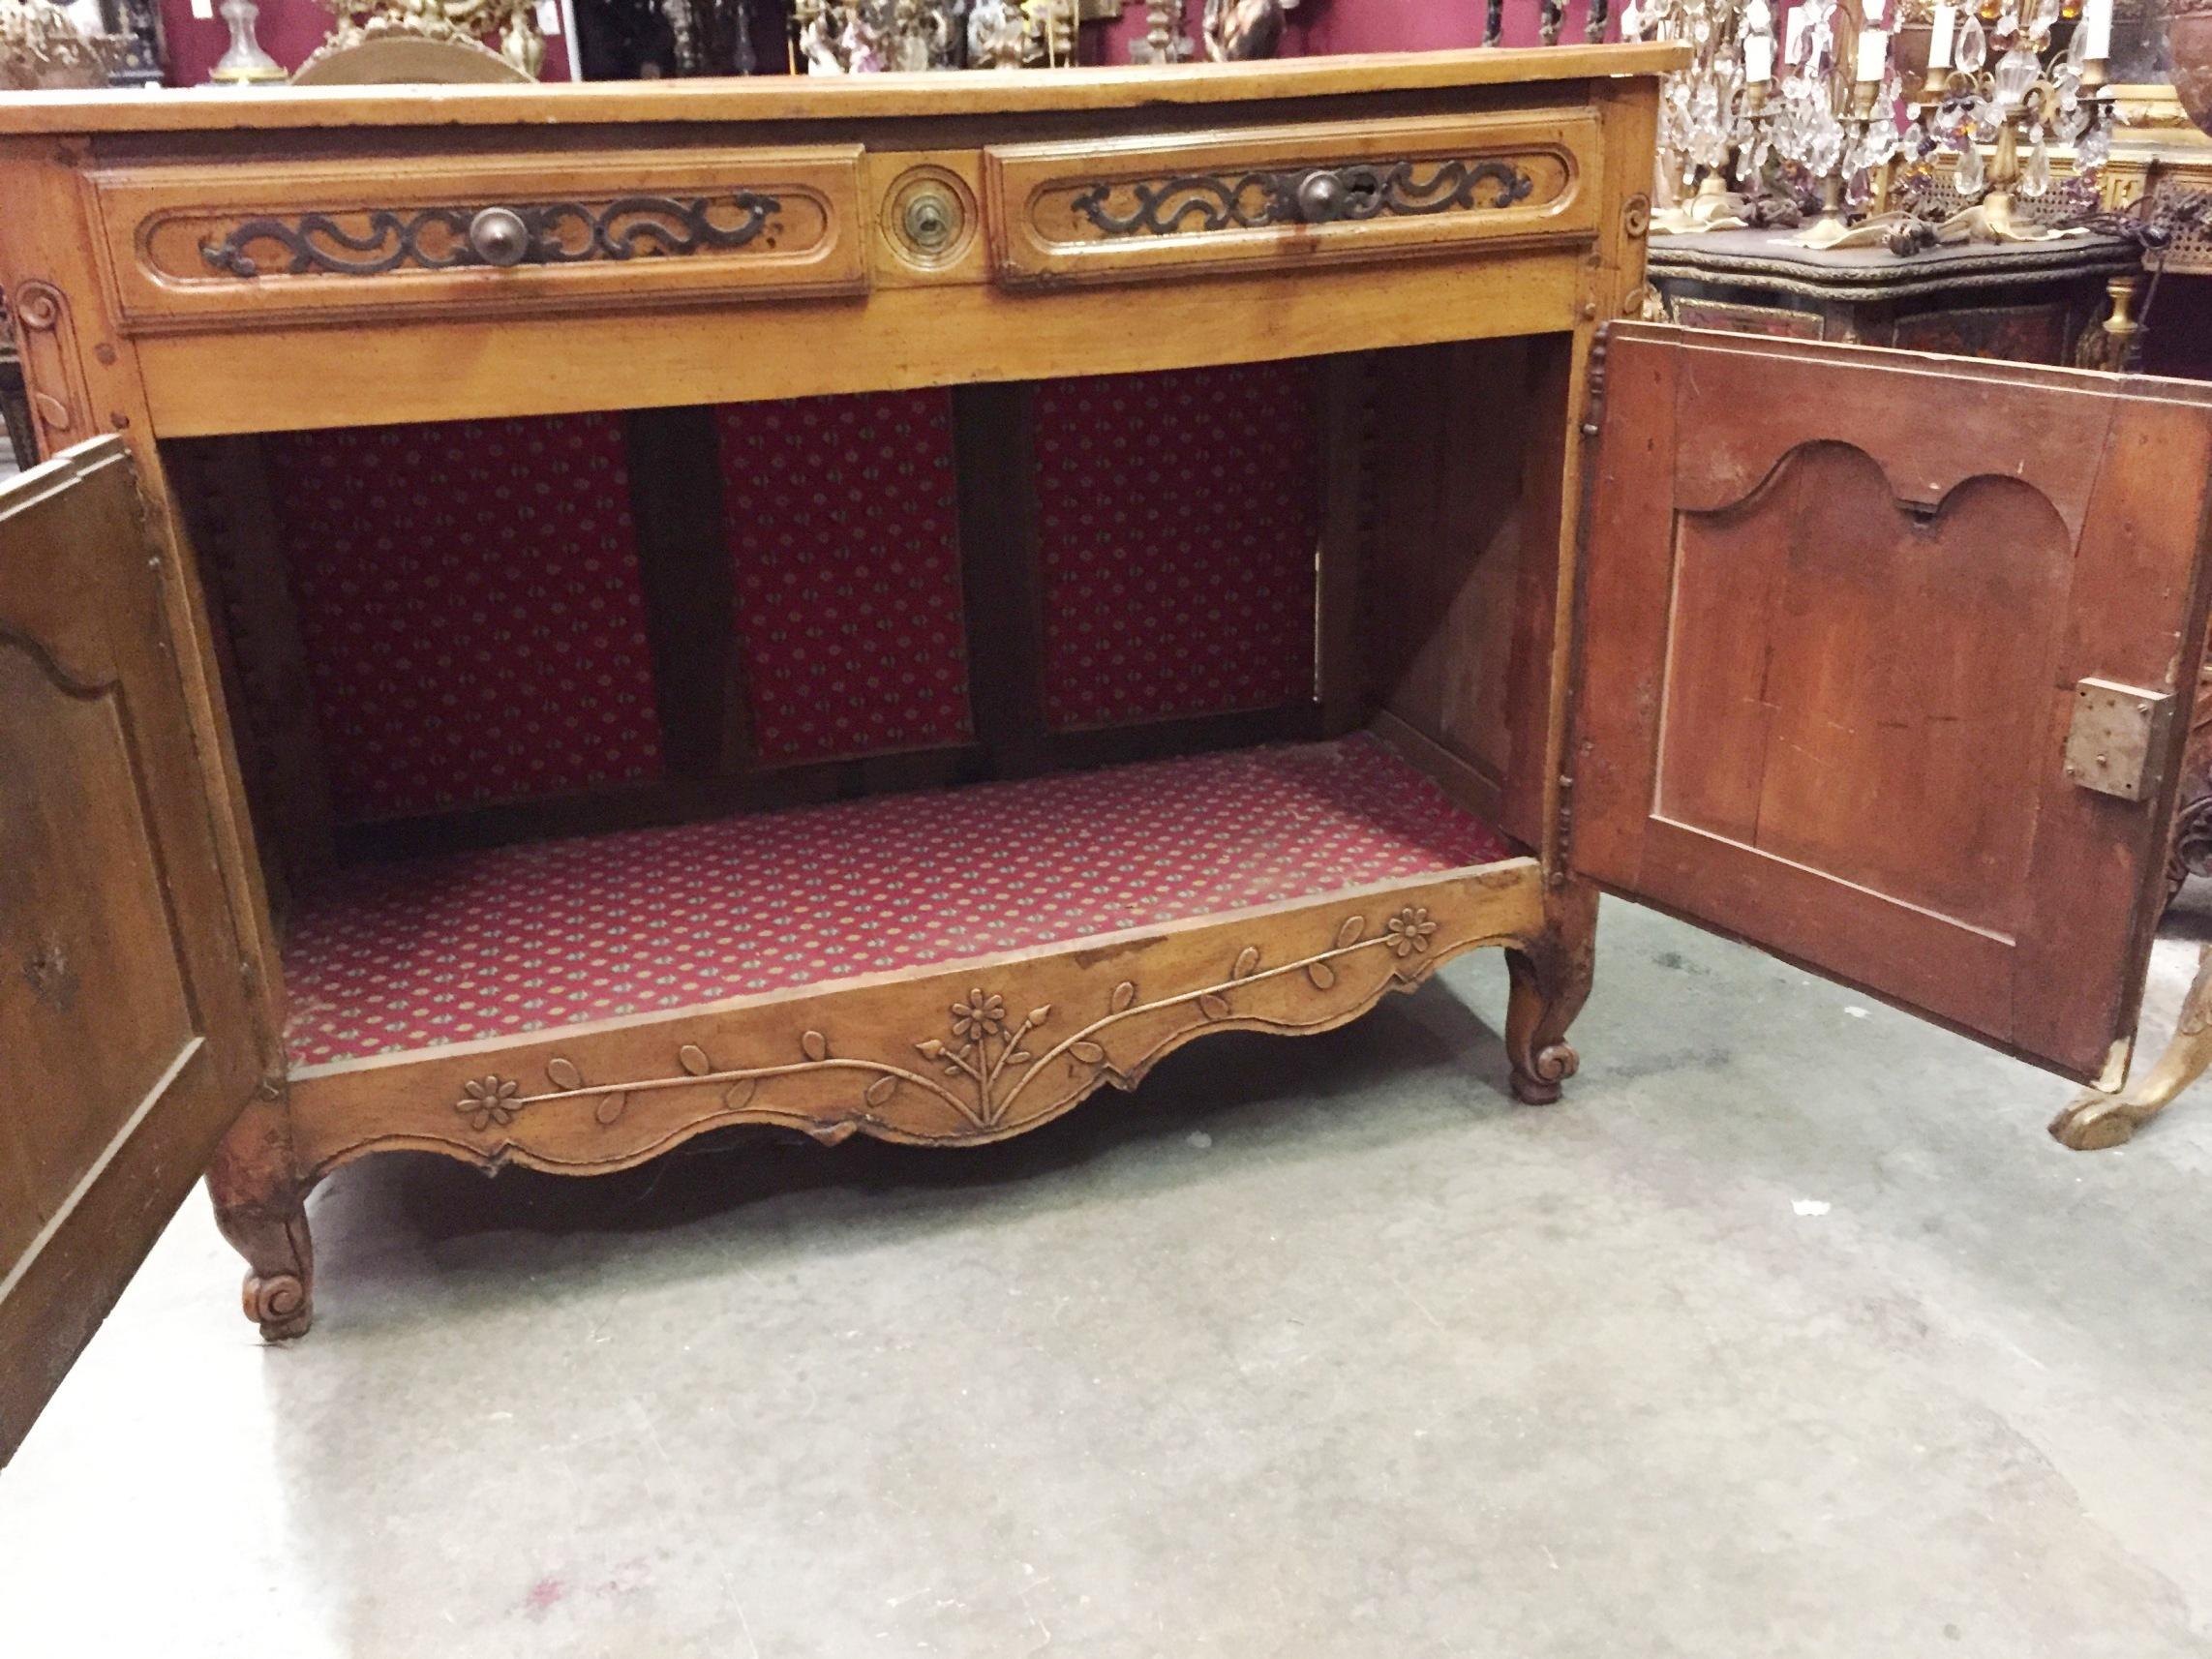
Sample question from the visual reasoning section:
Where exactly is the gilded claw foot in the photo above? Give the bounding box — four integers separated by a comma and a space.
2050, 943, 2212, 1153
1505, 880, 1598, 1106
207, 1087, 316, 1340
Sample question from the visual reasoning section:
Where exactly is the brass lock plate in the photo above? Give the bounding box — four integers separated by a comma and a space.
2063, 679, 2176, 803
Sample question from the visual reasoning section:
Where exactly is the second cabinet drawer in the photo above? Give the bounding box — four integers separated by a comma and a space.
93, 146, 870, 330
984, 111, 1597, 288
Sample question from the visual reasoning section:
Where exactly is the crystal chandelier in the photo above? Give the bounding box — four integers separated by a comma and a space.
1910, 0, 2114, 241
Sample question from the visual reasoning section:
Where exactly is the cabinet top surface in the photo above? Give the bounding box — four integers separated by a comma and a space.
0, 45, 1685, 136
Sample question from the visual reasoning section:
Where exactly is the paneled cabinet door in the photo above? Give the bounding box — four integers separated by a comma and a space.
1574, 324, 2212, 1083
0, 439, 261, 1463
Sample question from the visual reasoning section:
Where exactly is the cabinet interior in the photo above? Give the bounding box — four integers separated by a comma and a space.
167, 335, 1563, 1071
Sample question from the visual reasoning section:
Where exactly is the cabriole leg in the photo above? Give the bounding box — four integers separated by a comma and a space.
207, 1085, 315, 1340
2051, 943, 2212, 1152
1505, 878, 1599, 1105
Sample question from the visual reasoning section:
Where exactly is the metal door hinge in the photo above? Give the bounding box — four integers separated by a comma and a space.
2064, 679, 2175, 802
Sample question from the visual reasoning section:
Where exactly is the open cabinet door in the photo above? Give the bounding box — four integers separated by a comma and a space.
0, 439, 264, 1463
1573, 325, 2212, 1084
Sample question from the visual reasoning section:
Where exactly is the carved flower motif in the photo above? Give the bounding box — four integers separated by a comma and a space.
458, 1074, 521, 1130
1385, 907, 1439, 957
951, 990, 1007, 1042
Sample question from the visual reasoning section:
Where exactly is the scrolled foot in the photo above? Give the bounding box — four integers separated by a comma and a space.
241, 1256, 314, 1342
1503, 881, 1598, 1108
1509, 1041, 1580, 1106
208, 1087, 316, 1342
2049, 1091, 2147, 1153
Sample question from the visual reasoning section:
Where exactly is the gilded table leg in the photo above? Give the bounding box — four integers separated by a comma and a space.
2050, 944, 2212, 1151
1505, 878, 1599, 1105
207, 1085, 315, 1340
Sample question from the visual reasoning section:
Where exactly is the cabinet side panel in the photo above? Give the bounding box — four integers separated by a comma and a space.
1363, 338, 1533, 826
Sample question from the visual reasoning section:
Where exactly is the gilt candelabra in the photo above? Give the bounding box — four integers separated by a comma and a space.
1914, 0, 2113, 242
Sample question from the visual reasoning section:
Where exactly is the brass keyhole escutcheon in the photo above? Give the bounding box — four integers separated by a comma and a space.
902, 183, 961, 256
886, 169, 974, 269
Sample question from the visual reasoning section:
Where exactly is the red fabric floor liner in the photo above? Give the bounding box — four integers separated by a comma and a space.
283, 735, 1520, 1068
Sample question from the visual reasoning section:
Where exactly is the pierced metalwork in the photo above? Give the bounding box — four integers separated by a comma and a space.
1068, 159, 1536, 238
199, 193, 782, 279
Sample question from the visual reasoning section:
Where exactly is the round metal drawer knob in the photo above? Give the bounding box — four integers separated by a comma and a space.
901, 184, 962, 256
468, 205, 532, 268
1295, 171, 1347, 225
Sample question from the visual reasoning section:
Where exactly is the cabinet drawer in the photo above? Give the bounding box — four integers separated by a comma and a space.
92, 147, 869, 330
984, 111, 1596, 288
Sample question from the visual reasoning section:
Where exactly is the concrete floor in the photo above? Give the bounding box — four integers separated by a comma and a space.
6, 894, 2212, 1657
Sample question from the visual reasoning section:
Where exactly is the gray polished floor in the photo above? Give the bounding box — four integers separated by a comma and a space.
7, 895, 2211, 1657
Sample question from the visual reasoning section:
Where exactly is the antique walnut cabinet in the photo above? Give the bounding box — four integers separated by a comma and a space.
7, 49, 2212, 1461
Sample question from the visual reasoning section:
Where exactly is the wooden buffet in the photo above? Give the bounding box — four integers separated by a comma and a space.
8, 48, 2212, 1460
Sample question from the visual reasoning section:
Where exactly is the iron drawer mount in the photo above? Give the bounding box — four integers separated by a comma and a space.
199, 192, 783, 278
1069, 158, 1535, 237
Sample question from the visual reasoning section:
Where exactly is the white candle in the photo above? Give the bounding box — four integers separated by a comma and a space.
1927, 2, 1955, 68
1744, 33, 1775, 81
2081, 0, 2112, 59
1856, 25, 1889, 81
1864, 0, 1886, 22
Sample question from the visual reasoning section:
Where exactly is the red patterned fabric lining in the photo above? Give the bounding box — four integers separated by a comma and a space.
1033, 364, 1322, 731
265, 414, 665, 824
283, 735, 1519, 1066
714, 391, 975, 765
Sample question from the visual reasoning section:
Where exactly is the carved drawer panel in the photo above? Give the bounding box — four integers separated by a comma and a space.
984, 112, 1597, 288
91, 147, 868, 330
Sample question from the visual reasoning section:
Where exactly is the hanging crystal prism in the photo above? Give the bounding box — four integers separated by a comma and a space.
2065, 19, 2089, 70
2028, 0, 2062, 44
1955, 140, 1985, 196
1956, 13, 1987, 72
2076, 113, 2111, 172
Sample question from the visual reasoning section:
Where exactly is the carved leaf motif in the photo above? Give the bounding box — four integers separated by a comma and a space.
1198, 992, 1232, 1021
1070, 1040, 1107, 1065
1337, 916, 1367, 948
679, 1044, 712, 1076
546, 1057, 583, 1091
803, 1031, 829, 1061
1232, 947, 1260, 980
594, 1092, 628, 1126
1307, 961, 1338, 990
725, 1078, 757, 1109
1111, 981, 1137, 1012
864, 1074, 898, 1108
